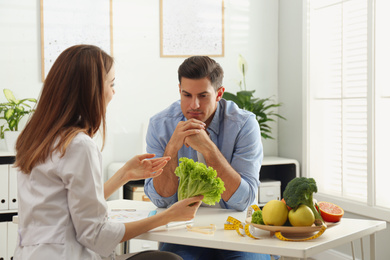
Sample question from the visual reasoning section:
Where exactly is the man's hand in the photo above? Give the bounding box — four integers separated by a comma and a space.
183, 128, 213, 154
165, 118, 206, 156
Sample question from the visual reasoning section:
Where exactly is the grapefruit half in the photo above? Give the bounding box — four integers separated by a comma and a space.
318, 201, 344, 222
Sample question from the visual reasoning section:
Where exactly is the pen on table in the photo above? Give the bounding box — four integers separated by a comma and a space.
111, 209, 136, 212
166, 220, 194, 228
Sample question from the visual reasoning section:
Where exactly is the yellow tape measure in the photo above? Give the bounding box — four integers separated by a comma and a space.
225, 204, 327, 241
274, 225, 327, 241
225, 216, 263, 239
224, 204, 265, 239
225, 216, 245, 236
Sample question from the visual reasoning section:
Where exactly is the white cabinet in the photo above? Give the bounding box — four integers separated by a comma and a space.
0, 152, 17, 212
0, 222, 7, 260
8, 166, 18, 210
0, 165, 8, 211
259, 156, 299, 206
0, 152, 18, 260
259, 180, 281, 204
0, 222, 17, 260
129, 239, 158, 254
0, 164, 18, 211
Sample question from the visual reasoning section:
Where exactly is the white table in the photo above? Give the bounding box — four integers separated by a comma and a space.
107, 200, 386, 260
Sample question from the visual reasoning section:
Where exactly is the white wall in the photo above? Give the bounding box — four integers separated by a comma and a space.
0, 0, 280, 178
278, 0, 303, 165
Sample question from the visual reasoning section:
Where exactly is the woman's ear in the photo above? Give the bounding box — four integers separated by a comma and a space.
216, 87, 225, 101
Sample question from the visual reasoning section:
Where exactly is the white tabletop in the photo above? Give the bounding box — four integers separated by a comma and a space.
107, 200, 387, 259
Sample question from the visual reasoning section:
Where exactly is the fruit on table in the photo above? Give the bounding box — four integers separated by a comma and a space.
288, 204, 315, 227
281, 198, 292, 211
317, 201, 344, 222
262, 200, 288, 226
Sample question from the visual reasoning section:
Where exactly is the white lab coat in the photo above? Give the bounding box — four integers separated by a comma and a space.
14, 133, 125, 259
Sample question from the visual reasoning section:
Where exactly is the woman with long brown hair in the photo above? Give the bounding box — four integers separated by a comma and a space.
13, 44, 202, 260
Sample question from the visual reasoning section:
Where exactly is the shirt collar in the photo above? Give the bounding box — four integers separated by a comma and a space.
207, 101, 222, 135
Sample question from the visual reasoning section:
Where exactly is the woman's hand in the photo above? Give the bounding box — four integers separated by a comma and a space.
121, 195, 203, 242
104, 154, 170, 200
122, 154, 171, 182
164, 196, 203, 222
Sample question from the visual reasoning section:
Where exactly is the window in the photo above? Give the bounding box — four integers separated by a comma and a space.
306, 0, 390, 221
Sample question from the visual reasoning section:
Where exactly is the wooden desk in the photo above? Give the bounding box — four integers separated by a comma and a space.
107, 200, 386, 260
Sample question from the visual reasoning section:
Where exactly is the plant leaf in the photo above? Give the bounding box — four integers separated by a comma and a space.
4, 109, 14, 120
223, 92, 243, 107
238, 54, 248, 76
9, 119, 17, 130
15, 106, 24, 113
236, 90, 255, 97
3, 89, 17, 103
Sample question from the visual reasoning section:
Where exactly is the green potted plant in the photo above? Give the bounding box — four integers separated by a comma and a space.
0, 89, 37, 151
223, 55, 286, 139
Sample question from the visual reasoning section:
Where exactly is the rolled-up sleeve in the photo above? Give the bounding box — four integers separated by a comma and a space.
144, 178, 178, 208
222, 114, 262, 211
60, 137, 125, 257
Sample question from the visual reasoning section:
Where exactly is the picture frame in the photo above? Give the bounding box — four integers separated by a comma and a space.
160, 0, 225, 57
40, 0, 113, 81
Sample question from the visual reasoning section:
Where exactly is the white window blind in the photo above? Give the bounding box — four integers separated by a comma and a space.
374, 0, 390, 209
307, 0, 390, 218
309, 0, 368, 202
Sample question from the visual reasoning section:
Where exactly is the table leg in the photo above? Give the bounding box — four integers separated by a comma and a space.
123, 241, 130, 254
370, 233, 376, 260
350, 241, 355, 260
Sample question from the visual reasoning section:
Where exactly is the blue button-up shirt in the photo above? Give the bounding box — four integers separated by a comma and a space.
144, 99, 263, 211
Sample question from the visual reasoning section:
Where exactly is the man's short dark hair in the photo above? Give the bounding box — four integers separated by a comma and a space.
178, 56, 224, 91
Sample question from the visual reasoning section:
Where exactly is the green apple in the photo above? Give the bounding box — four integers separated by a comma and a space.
288, 204, 315, 227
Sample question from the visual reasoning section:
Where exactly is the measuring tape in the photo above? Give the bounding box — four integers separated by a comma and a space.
225, 204, 327, 241
224, 216, 263, 239
274, 225, 327, 241
224, 205, 264, 239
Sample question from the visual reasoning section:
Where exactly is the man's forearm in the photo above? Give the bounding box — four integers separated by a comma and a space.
203, 145, 241, 201
152, 149, 179, 197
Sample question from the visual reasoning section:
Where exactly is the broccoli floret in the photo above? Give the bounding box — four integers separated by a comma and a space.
251, 210, 264, 225
283, 177, 324, 226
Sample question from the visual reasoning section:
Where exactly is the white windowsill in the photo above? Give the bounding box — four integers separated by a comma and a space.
314, 193, 390, 223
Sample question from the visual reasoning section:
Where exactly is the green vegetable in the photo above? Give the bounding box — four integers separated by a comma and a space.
251, 210, 264, 225
283, 177, 324, 226
175, 157, 225, 205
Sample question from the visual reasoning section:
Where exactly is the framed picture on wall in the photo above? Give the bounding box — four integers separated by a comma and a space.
40, 0, 113, 81
160, 0, 224, 57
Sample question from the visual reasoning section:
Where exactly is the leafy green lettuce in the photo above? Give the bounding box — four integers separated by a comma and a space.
175, 157, 225, 205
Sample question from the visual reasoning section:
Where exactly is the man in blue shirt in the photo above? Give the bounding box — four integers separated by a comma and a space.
144, 56, 270, 260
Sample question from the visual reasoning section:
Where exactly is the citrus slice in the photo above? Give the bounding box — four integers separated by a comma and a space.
317, 201, 344, 222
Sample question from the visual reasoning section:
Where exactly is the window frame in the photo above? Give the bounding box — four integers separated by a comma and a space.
302, 0, 390, 222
